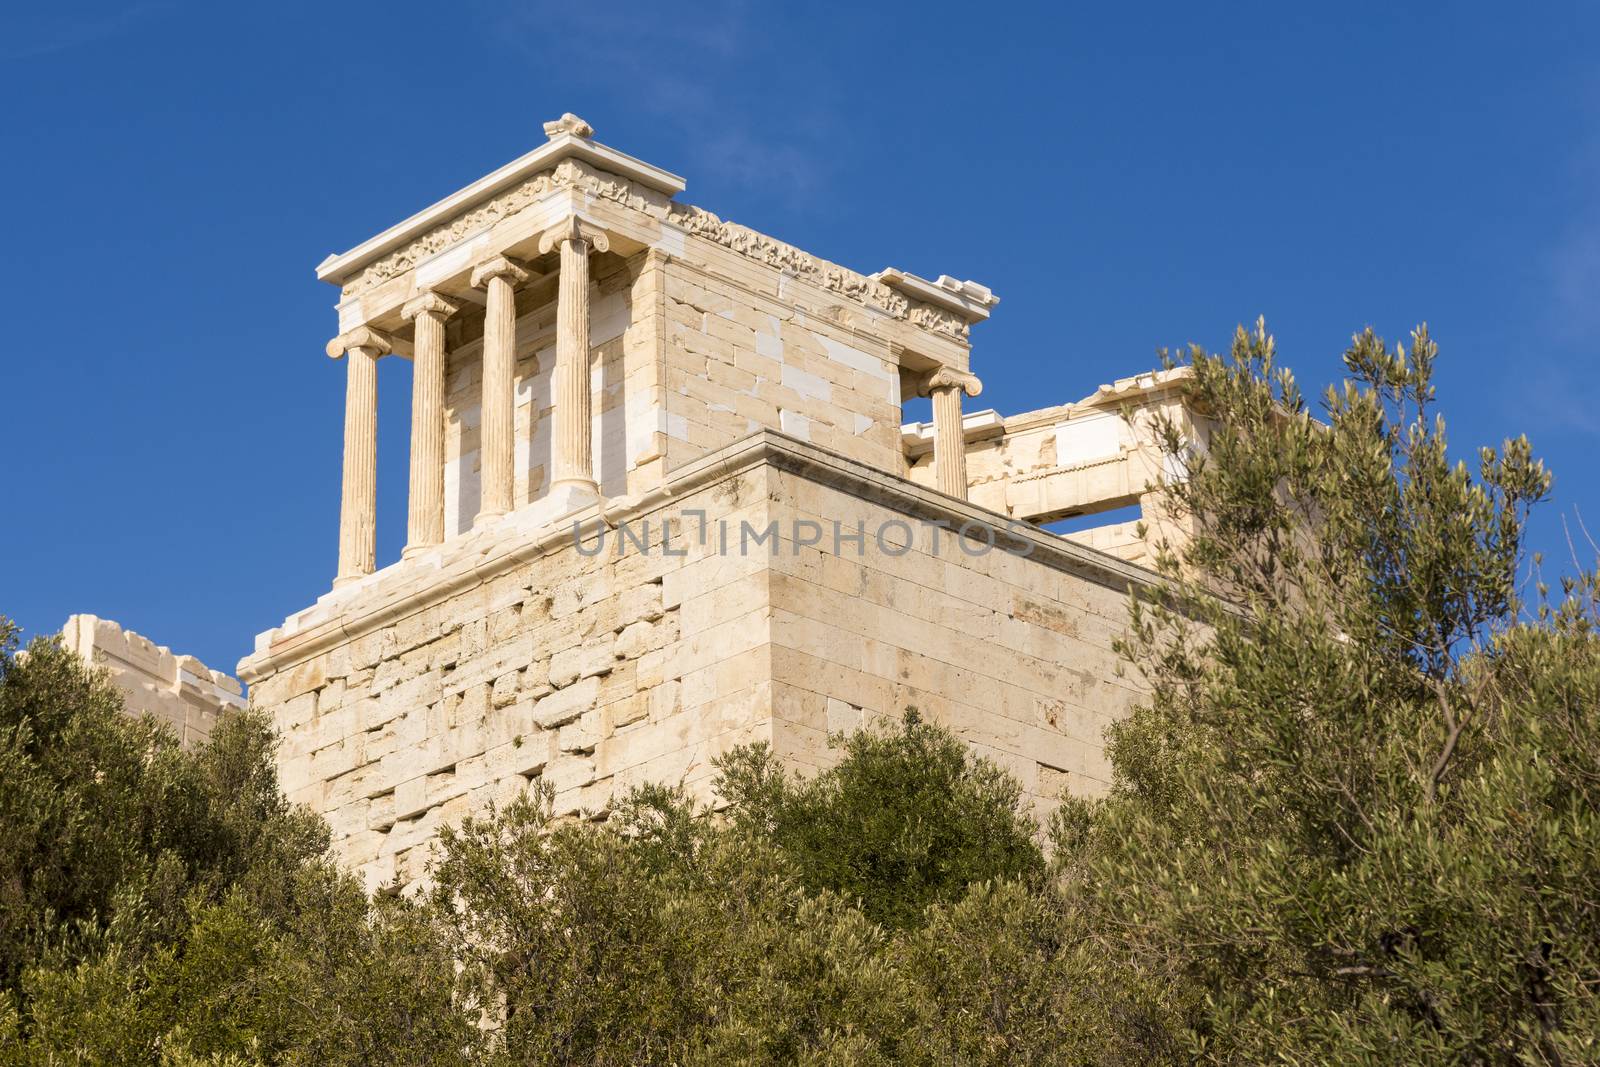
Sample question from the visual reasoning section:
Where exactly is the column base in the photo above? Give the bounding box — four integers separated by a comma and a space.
332, 572, 368, 588
547, 480, 599, 517
401, 543, 440, 561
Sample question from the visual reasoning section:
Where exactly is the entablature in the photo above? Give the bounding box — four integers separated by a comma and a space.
320, 116, 989, 360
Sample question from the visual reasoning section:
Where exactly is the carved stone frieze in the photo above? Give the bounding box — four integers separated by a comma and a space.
340, 160, 650, 299
908, 303, 972, 340
664, 203, 971, 341
340, 169, 974, 344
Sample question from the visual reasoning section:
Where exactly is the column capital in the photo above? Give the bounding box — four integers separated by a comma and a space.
922, 366, 982, 398
470, 254, 532, 290
325, 325, 394, 359
537, 214, 611, 256
401, 290, 461, 323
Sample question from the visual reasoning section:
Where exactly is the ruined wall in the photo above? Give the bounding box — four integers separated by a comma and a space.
61, 614, 245, 747
904, 370, 1201, 567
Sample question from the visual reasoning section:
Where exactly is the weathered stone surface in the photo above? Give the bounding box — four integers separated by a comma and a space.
60, 615, 243, 748
242, 432, 1172, 889
238, 120, 1213, 892
902, 368, 1201, 566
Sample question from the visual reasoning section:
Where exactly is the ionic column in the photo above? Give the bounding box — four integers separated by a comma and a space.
326, 326, 392, 585
538, 216, 611, 496
401, 291, 460, 555
924, 367, 983, 500
470, 256, 530, 521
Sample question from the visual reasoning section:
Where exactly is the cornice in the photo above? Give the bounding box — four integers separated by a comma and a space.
873, 268, 999, 323
665, 203, 974, 341
317, 133, 685, 291
335, 158, 658, 300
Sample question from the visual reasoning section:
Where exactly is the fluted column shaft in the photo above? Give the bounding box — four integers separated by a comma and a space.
931, 384, 967, 499
472, 257, 529, 520
539, 217, 609, 496
553, 235, 594, 490
402, 292, 459, 554
337, 346, 379, 580
327, 328, 391, 585
481, 274, 517, 515
924, 367, 981, 501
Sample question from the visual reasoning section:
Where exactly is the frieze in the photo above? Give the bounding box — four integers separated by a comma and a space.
665, 203, 970, 341
342, 178, 974, 344
908, 303, 971, 340
340, 160, 651, 299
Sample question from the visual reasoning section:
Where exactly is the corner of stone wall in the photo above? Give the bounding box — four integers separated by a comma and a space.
60, 614, 245, 748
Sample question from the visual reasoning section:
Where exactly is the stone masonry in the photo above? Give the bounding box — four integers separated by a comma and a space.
61, 614, 245, 748
241, 114, 1204, 891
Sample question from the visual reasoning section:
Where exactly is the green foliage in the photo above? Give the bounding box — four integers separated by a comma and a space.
0, 625, 469, 1065
1062, 321, 1599, 1063
426, 717, 1060, 1063
6, 317, 1596, 1064
717, 712, 1046, 929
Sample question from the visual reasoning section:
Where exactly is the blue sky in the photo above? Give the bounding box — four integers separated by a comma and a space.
2, 1, 1596, 674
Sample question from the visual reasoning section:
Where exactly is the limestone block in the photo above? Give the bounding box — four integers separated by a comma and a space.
442, 635, 535, 699
276, 691, 318, 733
606, 690, 650, 730
521, 659, 554, 699
308, 737, 365, 784
612, 619, 657, 661
549, 637, 615, 689
490, 670, 520, 709
558, 712, 602, 755
534, 675, 601, 729
825, 697, 863, 735
545, 755, 597, 794
487, 728, 557, 780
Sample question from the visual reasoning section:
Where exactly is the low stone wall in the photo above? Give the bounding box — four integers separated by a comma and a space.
60, 615, 245, 748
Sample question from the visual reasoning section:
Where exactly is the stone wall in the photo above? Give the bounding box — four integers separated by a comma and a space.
248, 451, 778, 891
762, 464, 1143, 813
241, 432, 1159, 891
60, 614, 245, 748
659, 246, 906, 476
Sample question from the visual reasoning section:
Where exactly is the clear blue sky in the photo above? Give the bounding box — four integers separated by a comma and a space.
3, 2, 1597, 675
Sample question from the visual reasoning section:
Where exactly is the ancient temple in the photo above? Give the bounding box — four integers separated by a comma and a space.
237, 114, 1200, 890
